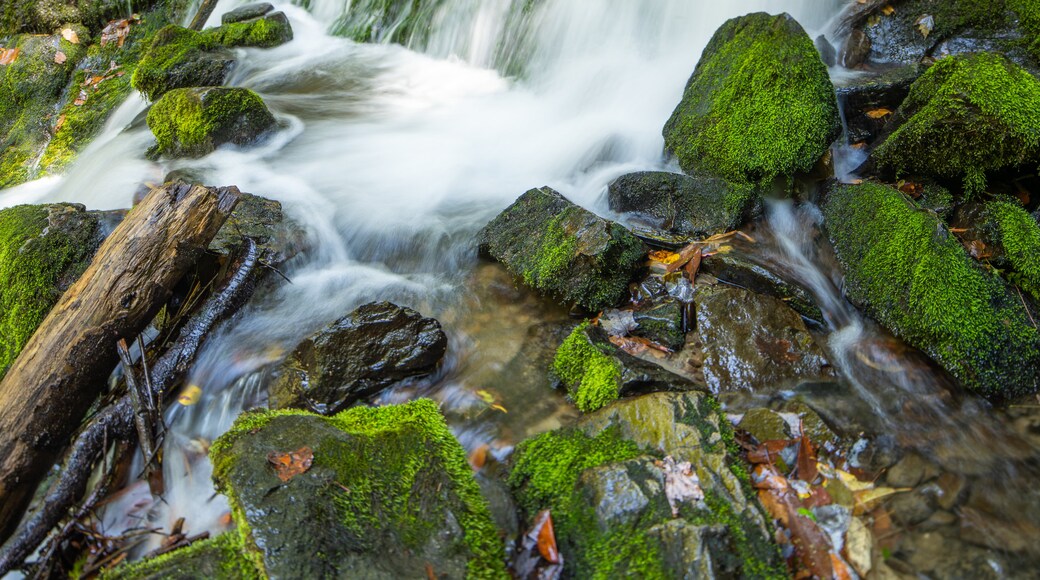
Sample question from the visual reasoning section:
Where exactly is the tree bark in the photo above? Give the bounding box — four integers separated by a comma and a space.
188, 0, 221, 31
0, 183, 240, 542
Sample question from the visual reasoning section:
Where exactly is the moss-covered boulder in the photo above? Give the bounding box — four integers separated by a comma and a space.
146, 87, 276, 158
509, 392, 783, 578
607, 171, 757, 239
210, 400, 507, 579
966, 200, 1040, 302
222, 3, 274, 25
0, 31, 88, 187
662, 12, 840, 184
208, 11, 293, 48
824, 182, 1040, 399
552, 321, 701, 413
0, 204, 105, 378
103, 533, 260, 580
871, 52, 1040, 195
270, 301, 447, 414
130, 25, 234, 101
478, 187, 646, 311
693, 284, 833, 394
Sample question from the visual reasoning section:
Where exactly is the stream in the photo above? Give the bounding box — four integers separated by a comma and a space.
3, 0, 1040, 577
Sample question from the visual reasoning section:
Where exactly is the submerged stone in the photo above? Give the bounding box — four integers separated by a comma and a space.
146, 87, 277, 158
509, 392, 784, 578
104, 533, 260, 580
552, 321, 702, 413
663, 12, 840, 184
0, 204, 105, 378
478, 186, 646, 311
210, 400, 507, 579
270, 301, 447, 414
824, 181, 1040, 399
871, 52, 1040, 195
607, 171, 757, 239
834, 64, 921, 145
693, 284, 833, 394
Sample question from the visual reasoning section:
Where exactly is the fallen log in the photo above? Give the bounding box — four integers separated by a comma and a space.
0, 183, 240, 543
188, 0, 221, 31
0, 240, 260, 577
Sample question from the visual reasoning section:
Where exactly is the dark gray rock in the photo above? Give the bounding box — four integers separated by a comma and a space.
478, 186, 646, 311
632, 297, 686, 351
700, 252, 821, 323
221, 2, 274, 24
210, 192, 305, 265
839, 29, 871, 68
834, 64, 921, 144
607, 171, 756, 239
815, 34, 837, 67
270, 302, 447, 414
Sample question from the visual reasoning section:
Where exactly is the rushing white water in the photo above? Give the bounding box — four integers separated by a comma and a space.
3, 0, 852, 551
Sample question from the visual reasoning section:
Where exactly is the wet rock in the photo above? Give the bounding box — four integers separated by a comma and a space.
885, 452, 938, 489
824, 182, 1040, 399
834, 64, 921, 144
631, 297, 686, 352
222, 2, 275, 24
934, 472, 967, 510
737, 408, 791, 443
551, 321, 702, 413
0, 204, 106, 378
131, 25, 236, 101
509, 392, 783, 578
478, 186, 646, 311
839, 29, 871, 68
953, 200, 1040, 302
870, 52, 1040, 195
270, 301, 447, 414
663, 12, 840, 183
693, 284, 833, 393
210, 400, 507, 579
778, 400, 841, 449
210, 192, 306, 265
700, 252, 821, 323
607, 171, 757, 239
208, 11, 294, 49
105, 533, 258, 579
815, 34, 837, 67
146, 87, 277, 158
888, 486, 938, 527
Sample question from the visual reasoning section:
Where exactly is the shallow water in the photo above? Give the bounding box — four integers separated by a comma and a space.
6, 0, 1040, 575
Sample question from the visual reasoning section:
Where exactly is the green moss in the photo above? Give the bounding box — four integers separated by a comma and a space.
522, 212, 577, 289
825, 182, 1040, 398
873, 52, 1040, 195
146, 87, 274, 157
1009, 0, 1040, 61
988, 199, 1040, 300
211, 401, 507, 579
130, 25, 223, 101
0, 205, 99, 378
102, 533, 262, 580
208, 14, 292, 48
552, 321, 622, 413
663, 12, 839, 184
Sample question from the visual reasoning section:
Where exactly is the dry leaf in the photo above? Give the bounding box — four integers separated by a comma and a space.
54, 50, 66, 64
648, 250, 681, 266
796, 429, 819, 483
853, 486, 909, 515
658, 456, 704, 516
0, 47, 20, 65
916, 14, 935, 39
101, 19, 132, 47
528, 510, 560, 564
845, 516, 873, 576
267, 446, 314, 482
73, 89, 88, 106
62, 28, 80, 44
468, 444, 489, 471
865, 108, 892, 119
881, 4, 895, 16
54, 114, 66, 132
177, 384, 202, 406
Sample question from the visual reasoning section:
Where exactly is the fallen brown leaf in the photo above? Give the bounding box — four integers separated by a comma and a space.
0, 47, 20, 65
54, 50, 66, 64
267, 446, 314, 482
62, 28, 80, 44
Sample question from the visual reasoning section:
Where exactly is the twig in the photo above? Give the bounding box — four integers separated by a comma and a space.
188, 0, 220, 31
1015, 285, 1037, 329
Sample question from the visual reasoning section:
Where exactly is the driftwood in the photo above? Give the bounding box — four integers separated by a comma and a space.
0, 240, 260, 577
0, 183, 240, 543
188, 0, 221, 31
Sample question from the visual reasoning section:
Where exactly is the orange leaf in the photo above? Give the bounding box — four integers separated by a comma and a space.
533, 510, 560, 564
54, 114, 66, 132
684, 248, 702, 284
266, 446, 314, 482
73, 89, 88, 106
0, 47, 20, 65
865, 108, 892, 119
54, 50, 67, 64
468, 444, 489, 471
796, 428, 819, 483
62, 28, 80, 44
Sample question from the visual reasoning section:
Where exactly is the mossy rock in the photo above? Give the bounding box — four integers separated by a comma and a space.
508, 392, 784, 579
222, 3, 274, 25
871, 52, 1040, 195
0, 204, 104, 379
210, 400, 508, 579
0, 1, 185, 36
146, 86, 276, 158
824, 181, 1040, 399
477, 186, 646, 311
606, 171, 758, 239
208, 192, 306, 265
102, 533, 261, 580
980, 200, 1040, 301
662, 12, 840, 184
269, 301, 447, 414
130, 25, 234, 101
208, 11, 293, 48
552, 321, 702, 413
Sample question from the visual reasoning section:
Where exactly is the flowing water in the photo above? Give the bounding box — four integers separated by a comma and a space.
5, 0, 1040, 576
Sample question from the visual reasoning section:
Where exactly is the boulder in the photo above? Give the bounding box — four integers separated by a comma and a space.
104, 533, 259, 580
478, 186, 646, 311
210, 400, 507, 579
824, 182, 1040, 399
131, 25, 235, 102
953, 199, 1040, 302
0, 204, 106, 378
606, 171, 757, 239
693, 284, 833, 393
208, 11, 294, 49
270, 301, 447, 414
700, 252, 822, 323
222, 3, 275, 25
508, 392, 783, 578
870, 52, 1040, 195
551, 321, 702, 413
834, 64, 921, 145
662, 12, 840, 183
146, 87, 277, 158
209, 192, 305, 265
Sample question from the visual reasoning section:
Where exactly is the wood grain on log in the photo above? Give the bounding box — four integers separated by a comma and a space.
0, 183, 239, 542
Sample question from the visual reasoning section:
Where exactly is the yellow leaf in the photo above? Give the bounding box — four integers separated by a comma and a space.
490, 403, 508, 413
865, 108, 892, 119
836, 469, 874, 492
177, 385, 202, 406
475, 389, 495, 404
61, 28, 80, 44
854, 486, 910, 514
648, 250, 681, 265
881, 5, 895, 15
